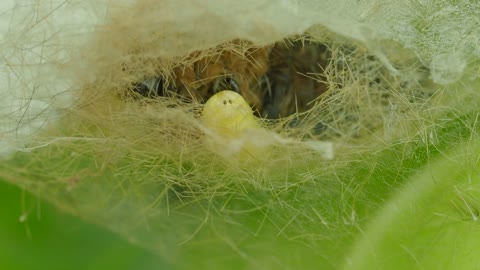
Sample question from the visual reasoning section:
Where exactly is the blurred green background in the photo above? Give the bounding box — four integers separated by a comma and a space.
0, 181, 170, 270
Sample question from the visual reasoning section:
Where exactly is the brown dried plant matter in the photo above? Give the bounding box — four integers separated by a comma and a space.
261, 39, 330, 118
132, 38, 331, 119
172, 40, 270, 110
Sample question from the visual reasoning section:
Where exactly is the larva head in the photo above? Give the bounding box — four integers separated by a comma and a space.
201, 90, 258, 135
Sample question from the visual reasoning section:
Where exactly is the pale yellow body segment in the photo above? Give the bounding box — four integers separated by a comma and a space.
201, 90, 262, 159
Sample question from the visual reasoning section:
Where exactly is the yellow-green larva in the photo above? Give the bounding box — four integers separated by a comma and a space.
201, 90, 264, 159
201, 90, 258, 137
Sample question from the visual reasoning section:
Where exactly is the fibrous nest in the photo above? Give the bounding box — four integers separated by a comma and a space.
121, 35, 434, 141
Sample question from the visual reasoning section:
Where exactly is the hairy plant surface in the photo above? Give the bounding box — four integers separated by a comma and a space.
1, 0, 480, 269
